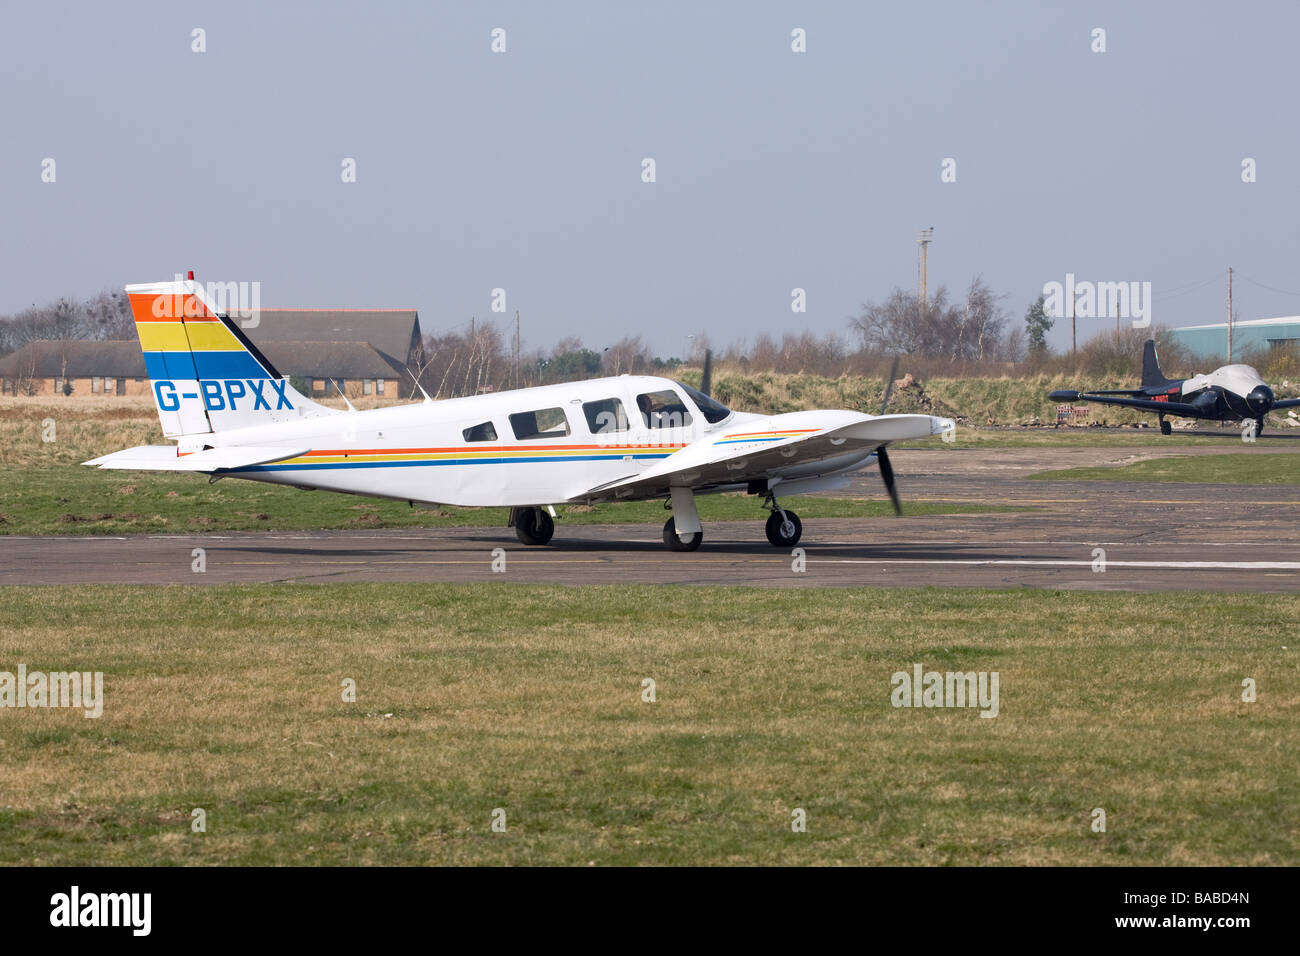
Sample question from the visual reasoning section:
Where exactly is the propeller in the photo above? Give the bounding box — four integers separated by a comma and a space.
877, 445, 903, 516
699, 348, 713, 398
877, 356, 903, 515
880, 355, 901, 414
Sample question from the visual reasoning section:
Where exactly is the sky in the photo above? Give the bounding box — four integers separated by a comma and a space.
2, 0, 1299, 355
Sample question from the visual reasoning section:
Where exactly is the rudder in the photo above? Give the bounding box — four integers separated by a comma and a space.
1140, 339, 1173, 389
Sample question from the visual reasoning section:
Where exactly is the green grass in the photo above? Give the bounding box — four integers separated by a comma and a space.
0, 466, 1017, 536
0, 584, 1293, 865
894, 427, 1295, 450
1030, 453, 1300, 485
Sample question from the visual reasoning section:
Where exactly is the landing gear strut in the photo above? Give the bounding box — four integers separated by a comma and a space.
513, 507, 555, 546
762, 494, 802, 547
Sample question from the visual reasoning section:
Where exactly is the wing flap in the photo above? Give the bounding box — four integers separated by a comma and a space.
575, 413, 950, 499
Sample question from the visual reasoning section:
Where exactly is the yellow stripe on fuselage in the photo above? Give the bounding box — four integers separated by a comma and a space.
274, 446, 684, 467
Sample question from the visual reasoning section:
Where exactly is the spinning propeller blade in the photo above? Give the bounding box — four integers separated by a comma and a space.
878, 356, 902, 514
880, 355, 901, 414
877, 446, 903, 516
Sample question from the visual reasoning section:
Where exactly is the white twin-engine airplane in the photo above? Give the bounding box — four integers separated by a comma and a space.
87, 276, 955, 551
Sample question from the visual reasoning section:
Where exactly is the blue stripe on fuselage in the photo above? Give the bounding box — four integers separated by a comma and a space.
227, 453, 674, 474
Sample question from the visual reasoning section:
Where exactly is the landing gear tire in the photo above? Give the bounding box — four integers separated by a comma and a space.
765, 510, 803, 547
515, 508, 555, 546
663, 516, 702, 552
1159, 418, 1171, 435
1256, 418, 1265, 437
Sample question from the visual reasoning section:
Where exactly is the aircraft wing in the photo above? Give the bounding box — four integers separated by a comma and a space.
84, 444, 311, 472
1049, 390, 1211, 417
578, 412, 950, 499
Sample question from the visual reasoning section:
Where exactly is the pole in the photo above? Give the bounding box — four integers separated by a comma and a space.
916, 229, 933, 312
920, 241, 928, 309
1071, 294, 1076, 357
514, 309, 520, 389
1227, 267, 1233, 363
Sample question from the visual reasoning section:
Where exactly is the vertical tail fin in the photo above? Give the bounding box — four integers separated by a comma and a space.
1140, 339, 1173, 389
126, 276, 336, 438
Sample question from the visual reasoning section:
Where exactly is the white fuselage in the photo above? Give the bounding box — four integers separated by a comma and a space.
200, 374, 876, 507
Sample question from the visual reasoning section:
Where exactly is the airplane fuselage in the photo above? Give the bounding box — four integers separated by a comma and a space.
192, 374, 878, 508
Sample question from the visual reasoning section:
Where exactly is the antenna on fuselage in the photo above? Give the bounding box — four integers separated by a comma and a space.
406, 367, 433, 403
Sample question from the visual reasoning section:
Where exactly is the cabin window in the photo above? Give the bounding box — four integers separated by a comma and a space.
583, 397, 630, 434
636, 389, 693, 429
463, 421, 498, 442
509, 407, 570, 440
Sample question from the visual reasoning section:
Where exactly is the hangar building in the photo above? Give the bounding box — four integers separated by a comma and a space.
1168, 316, 1300, 362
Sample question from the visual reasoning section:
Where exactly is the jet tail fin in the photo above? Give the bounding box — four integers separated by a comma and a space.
1141, 339, 1174, 389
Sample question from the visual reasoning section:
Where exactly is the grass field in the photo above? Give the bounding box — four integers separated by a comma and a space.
895, 426, 1300, 449
0, 584, 1294, 866
1031, 453, 1300, 485
0, 467, 1017, 536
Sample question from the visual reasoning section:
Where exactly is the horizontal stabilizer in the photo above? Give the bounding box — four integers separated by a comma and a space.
83, 444, 310, 472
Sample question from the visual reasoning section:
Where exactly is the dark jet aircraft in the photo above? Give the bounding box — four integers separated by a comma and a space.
1049, 339, 1300, 435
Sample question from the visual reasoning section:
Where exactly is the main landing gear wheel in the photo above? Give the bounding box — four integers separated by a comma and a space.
663, 516, 702, 552
765, 509, 802, 547
1159, 418, 1171, 435
515, 508, 555, 546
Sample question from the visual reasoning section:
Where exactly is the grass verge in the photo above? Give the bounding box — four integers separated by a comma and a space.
1030, 453, 1300, 485
0, 583, 1294, 865
0, 467, 1019, 536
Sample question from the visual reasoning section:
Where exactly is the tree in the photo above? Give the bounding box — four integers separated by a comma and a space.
850, 277, 1010, 362
544, 346, 602, 382
1025, 294, 1053, 355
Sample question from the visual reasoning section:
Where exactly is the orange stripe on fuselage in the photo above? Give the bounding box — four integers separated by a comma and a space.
303, 444, 681, 456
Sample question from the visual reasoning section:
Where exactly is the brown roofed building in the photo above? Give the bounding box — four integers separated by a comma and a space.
0, 308, 424, 399
241, 309, 424, 374
0, 340, 149, 396
258, 341, 411, 399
